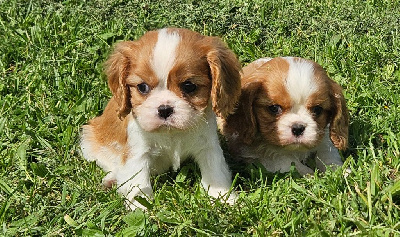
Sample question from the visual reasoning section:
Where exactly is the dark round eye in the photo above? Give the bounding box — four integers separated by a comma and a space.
180, 81, 197, 94
311, 105, 323, 116
137, 83, 150, 94
268, 104, 282, 115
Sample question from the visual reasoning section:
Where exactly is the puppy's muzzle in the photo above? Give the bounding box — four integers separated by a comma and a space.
158, 104, 174, 119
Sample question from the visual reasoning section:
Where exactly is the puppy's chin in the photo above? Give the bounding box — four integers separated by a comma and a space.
279, 141, 318, 151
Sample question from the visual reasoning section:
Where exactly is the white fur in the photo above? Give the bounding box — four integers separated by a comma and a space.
116, 107, 234, 209
277, 105, 319, 148
274, 58, 321, 149
151, 29, 180, 87
284, 57, 318, 104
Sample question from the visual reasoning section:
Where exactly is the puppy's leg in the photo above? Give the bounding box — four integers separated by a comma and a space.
194, 142, 236, 204
116, 156, 153, 210
315, 135, 343, 172
260, 156, 314, 175
293, 161, 315, 175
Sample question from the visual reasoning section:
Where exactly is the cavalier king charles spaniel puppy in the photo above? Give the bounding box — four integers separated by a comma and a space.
81, 28, 241, 209
220, 57, 349, 175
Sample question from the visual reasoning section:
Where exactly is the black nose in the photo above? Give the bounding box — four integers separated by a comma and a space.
158, 105, 174, 119
291, 123, 306, 137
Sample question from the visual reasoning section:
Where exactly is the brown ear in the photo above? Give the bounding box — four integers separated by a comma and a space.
206, 38, 241, 119
104, 41, 136, 119
224, 81, 261, 145
329, 79, 349, 150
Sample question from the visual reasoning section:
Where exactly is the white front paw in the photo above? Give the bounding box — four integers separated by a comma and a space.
120, 185, 154, 211
207, 186, 237, 205
224, 192, 238, 205
125, 198, 149, 210
343, 167, 352, 178
102, 172, 117, 188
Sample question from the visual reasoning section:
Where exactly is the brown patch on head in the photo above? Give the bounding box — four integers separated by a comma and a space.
167, 29, 213, 111
308, 62, 349, 149
105, 31, 159, 119
160, 28, 241, 117
304, 63, 334, 141
222, 80, 261, 145
252, 58, 292, 145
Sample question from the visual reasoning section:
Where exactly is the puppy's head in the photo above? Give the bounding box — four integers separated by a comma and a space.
225, 57, 349, 150
105, 28, 241, 131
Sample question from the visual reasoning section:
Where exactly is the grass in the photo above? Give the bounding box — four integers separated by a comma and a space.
1, 0, 399, 235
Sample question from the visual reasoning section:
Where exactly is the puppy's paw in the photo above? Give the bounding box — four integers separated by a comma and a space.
224, 192, 238, 205
207, 187, 237, 205
343, 167, 352, 178
125, 198, 148, 211
123, 186, 154, 211
102, 172, 117, 189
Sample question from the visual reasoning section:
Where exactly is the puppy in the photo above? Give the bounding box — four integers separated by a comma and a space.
81, 28, 241, 209
220, 57, 349, 175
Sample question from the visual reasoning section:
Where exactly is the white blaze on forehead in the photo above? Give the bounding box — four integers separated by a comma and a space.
151, 29, 181, 88
284, 57, 318, 104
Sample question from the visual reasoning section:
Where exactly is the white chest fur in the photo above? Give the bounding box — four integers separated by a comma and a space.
126, 111, 217, 174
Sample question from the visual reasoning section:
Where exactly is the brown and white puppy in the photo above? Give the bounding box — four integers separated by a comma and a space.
81, 28, 241, 209
220, 57, 349, 175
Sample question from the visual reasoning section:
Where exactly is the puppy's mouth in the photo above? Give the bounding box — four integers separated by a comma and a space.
142, 117, 185, 133
279, 134, 320, 151
153, 120, 183, 131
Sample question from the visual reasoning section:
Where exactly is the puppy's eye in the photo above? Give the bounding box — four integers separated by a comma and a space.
311, 105, 323, 116
180, 81, 197, 94
137, 83, 150, 94
268, 104, 282, 115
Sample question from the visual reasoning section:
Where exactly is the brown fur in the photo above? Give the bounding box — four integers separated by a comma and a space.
104, 32, 159, 118
82, 97, 130, 160
206, 38, 242, 119
328, 78, 349, 149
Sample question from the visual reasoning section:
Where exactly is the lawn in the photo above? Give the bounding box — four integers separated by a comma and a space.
1, 0, 399, 236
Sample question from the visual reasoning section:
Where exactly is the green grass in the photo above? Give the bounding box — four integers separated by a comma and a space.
1, 0, 399, 235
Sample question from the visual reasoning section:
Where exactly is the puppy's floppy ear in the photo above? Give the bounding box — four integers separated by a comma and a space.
224, 81, 261, 145
104, 41, 136, 119
328, 79, 349, 150
206, 38, 241, 119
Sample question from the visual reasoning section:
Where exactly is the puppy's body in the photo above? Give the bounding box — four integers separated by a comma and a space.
81, 28, 241, 209
221, 57, 349, 175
